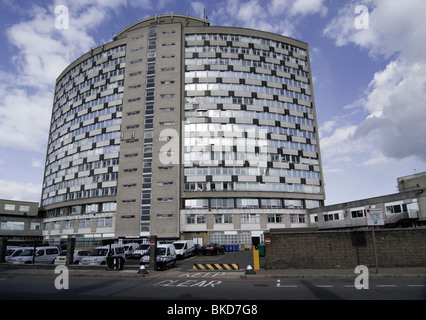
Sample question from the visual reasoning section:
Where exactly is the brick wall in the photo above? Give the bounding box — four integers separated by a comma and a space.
264, 228, 426, 269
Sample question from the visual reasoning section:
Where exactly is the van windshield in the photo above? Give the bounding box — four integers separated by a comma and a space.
156, 248, 166, 255
173, 243, 185, 249
137, 244, 149, 250
90, 249, 108, 256
20, 249, 34, 256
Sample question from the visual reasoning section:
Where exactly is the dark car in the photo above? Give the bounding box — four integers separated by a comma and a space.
201, 243, 225, 255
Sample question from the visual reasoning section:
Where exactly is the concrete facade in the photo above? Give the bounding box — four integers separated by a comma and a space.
40, 15, 325, 246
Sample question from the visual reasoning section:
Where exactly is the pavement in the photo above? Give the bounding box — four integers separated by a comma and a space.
1, 263, 425, 280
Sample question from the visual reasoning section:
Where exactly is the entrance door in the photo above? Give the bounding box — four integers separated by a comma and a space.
193, 237, 203, 246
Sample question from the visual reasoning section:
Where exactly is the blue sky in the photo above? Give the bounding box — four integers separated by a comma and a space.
0, 0, 425, 205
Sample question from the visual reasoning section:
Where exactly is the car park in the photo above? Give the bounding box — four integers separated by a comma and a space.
173, 240, 196, 259
132, 243, 150, 259
201, 243, 225, 255
7, 246, 60, 264
80, 244, 126, 266
140, 243, 176, 270
54, 250, 91, 265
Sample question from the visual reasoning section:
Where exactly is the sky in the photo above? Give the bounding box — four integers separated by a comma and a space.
0, 0, 425, 206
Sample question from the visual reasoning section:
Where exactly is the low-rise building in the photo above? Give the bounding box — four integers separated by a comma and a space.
0, 199, 42, 245
308, 172, 426, 229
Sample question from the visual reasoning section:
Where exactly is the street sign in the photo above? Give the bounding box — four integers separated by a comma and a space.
150, 241, 155, 247
265, 238, 271, 245
366, 208, 385, 226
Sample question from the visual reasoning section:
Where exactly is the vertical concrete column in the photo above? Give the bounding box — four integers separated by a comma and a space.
149, 235, 157, 270
0, 238, 7, 263
66, 236, 76, 266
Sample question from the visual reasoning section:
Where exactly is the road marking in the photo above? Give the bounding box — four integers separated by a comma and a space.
154, 279, 222, 288
316, 285, 334, 288
407, 285, 425, 287
375, 285, 396, 288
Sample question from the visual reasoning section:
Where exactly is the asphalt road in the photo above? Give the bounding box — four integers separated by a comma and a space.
0, 271, 424, 301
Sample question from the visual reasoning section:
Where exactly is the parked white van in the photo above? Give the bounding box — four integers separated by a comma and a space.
80, 244, 126, 266
5, 247, 26, 263
123, 243, 139, 258
54, 250, 91, 265
173, 240, 195, 259
132, 243, 150, 259
140, 243, 176, 270
8, 246, 60, 264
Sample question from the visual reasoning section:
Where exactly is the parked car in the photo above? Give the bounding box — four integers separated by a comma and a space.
140, 244, 176, 270
80, 244, 126, 266
173, 240, 196, 259
201, 243, 225, 255
5, 247, 26, 263
54, 250, 91, 265
132, 243, 150, 259
8, 246, 60, 264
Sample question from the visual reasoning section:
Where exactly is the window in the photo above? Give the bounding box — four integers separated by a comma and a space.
261, 199, 282, 209
78, 219, 92, 228
323, 213, 341, 222
102, 202, 116, 212
351, 209, 365, 219
186, 214, 206, 224
268, 214, 284, 223
4, 204, 15, 211
385, 203, 408, 214
290, 214, 305, 223
71, 206, 81, 215
64, 220, 75, 229
241, 214, 260, 224
0, 221, 24, 231
97, 217, 112, 228
84, 204, 98, 214
185, 199, 208, 209
237, 199, 259, 209
19, 205, 30, 212
214, 214, 233, 224
30, 222, 40, 230
211, 198, 234, 209
122, 199, 136, 204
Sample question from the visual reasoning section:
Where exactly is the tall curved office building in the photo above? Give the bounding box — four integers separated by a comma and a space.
41, 15, 325, 247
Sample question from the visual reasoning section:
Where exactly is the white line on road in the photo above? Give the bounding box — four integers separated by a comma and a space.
375, 285, 396, 288
316, 285, 334, 288
407, 285, 425, 287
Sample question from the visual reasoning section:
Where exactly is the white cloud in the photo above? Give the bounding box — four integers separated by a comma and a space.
322, 0, 426, 165
291, 0, 327, 17
0, 1, 127, 153
0, 180, 41, 203
211, 0, 327, 37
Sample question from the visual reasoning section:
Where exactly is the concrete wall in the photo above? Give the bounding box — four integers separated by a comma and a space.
264, 228, 426, 269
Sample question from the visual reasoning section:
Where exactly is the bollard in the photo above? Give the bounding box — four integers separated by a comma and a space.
253, 246, 260, 271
